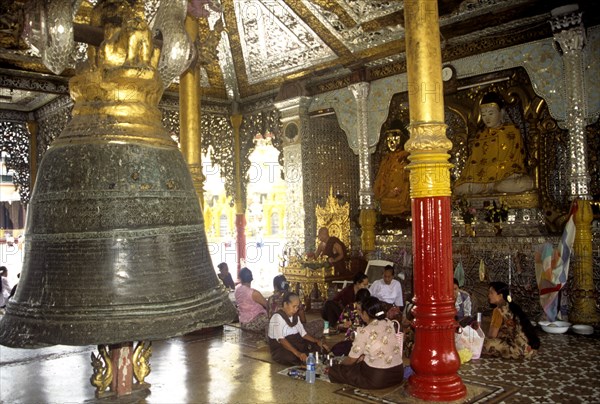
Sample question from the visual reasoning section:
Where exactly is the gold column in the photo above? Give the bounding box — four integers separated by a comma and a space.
179, 15, 204, 206
570, 200, 599, 324
27, 121, 38, 190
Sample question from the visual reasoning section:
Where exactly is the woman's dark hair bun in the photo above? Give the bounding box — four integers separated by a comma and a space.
361, 296, 387, 320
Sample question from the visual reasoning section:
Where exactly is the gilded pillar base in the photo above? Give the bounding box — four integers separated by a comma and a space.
569, 200, 599, 324
359, 208, 377, 253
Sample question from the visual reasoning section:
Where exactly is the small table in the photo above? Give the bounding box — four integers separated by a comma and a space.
281, 261, 353, 311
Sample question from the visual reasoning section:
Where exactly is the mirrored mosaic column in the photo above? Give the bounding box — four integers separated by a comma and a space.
550, 6, 598, 324
404, 0, 466, 400
551, 6, 591, 199
349, 82, 376, 253
275, 97, 311, 253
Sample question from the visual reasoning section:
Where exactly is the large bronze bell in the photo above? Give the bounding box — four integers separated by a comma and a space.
0, 1, 236, 348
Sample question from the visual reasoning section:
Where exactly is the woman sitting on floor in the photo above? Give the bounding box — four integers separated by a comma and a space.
267, 274, 323, 338
321, 272, 369, 329
234, 267, 269, 332
330, 288, 371, 356
483, 281, 540, 359
327, 297, 404, 389
267, 292, 329, 366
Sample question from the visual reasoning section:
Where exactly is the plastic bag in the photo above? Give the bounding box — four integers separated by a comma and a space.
455, 325, 485, 361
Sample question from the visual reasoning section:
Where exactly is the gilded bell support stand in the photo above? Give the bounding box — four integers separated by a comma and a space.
90, 341, 152, 398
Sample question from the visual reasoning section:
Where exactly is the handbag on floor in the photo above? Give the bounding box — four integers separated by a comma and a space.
391, 319, 404, 358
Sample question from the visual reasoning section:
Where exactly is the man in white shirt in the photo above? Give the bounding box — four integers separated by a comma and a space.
369, 265, 404, 311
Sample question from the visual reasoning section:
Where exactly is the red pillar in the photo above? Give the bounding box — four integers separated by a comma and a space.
408, 197, 465, 400
403, 0, 466, 398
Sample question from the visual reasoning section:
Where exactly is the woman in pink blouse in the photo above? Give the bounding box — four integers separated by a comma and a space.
234, 267, 268, 332
327, 296, 404, 389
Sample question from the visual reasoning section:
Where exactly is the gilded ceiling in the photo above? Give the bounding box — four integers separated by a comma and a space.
0, 0, 598, 110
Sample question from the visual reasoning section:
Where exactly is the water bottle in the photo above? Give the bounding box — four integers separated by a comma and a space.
305, 353, 316, 384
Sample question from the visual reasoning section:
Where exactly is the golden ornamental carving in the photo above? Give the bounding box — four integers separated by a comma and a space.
370, 61, 407, 80
316, 187, 351, 250
90, 345, 113, 398
315, 76, 353, 94
281, 264, 335, 279
56, 1, 173, 148
133, 340, 152, 386
188, 164, 207, 186
404, 123, 452, 153
498, 192, 539, 209
280, 257, 338, 310
407, 153, 452, 198
197, 14, 224, 69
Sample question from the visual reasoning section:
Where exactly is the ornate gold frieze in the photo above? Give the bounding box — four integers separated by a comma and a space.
313, 76, 353, 94
405, 123, 452, 153
369, 60, 407, 80
441, 26, 551, 64
407, 154, 453, 198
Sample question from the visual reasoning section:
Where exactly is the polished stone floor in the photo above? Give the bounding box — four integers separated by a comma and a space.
1, 320, 599, 403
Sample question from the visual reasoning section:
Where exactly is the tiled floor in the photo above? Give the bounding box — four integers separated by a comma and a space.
0, 321, 599, 403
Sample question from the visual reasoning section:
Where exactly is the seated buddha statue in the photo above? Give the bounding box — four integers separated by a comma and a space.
454, 93, 534, 196
374, 126, 411, 216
